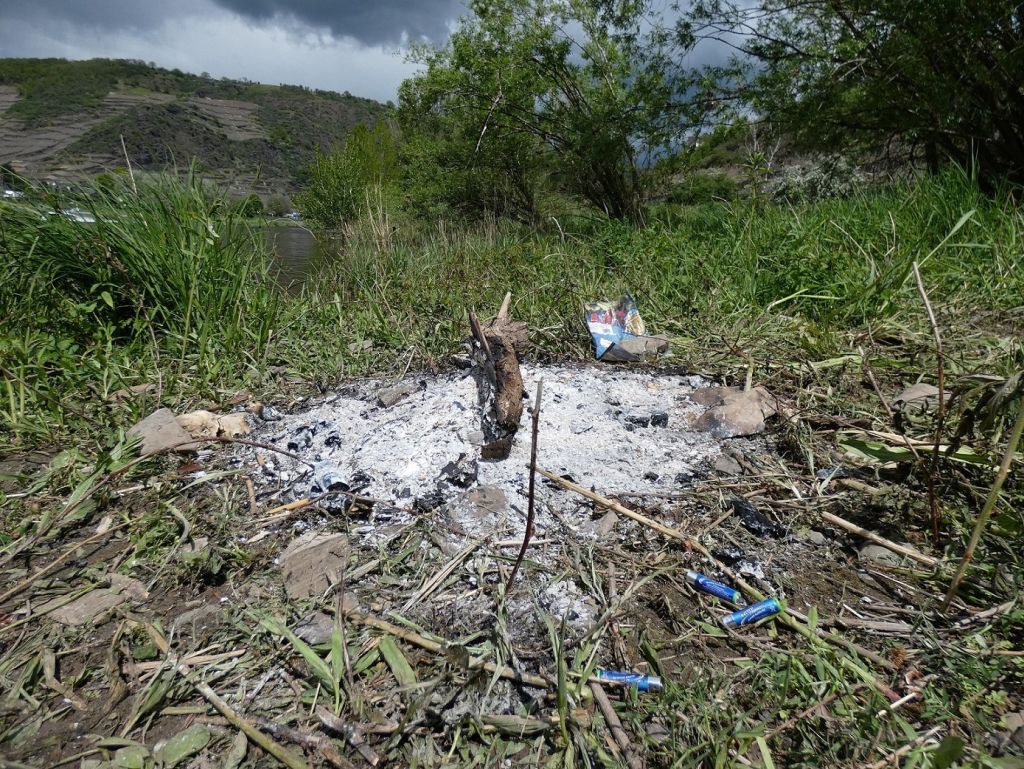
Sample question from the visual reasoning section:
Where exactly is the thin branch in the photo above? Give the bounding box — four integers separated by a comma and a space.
505, 379, 543, 593
913, 262, 946, 543
942, 396, 1024, 611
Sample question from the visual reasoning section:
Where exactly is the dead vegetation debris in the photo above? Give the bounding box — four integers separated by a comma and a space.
2, 342, 1022, 767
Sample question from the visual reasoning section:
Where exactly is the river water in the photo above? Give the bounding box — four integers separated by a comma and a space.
265, 225, 325, 288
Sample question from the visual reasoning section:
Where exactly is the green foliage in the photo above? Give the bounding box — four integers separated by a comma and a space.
691, 1, 1024, 186
398, 0, 708, 224
3, 169, 1021, 452
666, 172, 739, 205
0, 172, 282, 442
234, 193, 264, 219
265, 195, 293, 217
295, 122, 399, 232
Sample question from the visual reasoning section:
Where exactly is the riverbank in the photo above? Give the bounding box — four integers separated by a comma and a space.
1, 171, 1022, 767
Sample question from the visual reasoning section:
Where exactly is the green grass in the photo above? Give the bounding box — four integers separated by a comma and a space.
1, 169, 1021, 448
1, 169, 1022, 766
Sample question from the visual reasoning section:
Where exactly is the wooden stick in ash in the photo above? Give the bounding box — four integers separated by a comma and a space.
505, 380, 543, 593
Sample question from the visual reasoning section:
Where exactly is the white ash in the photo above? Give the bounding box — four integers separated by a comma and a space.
246, 364, 721, 545
538, 579, 598, 627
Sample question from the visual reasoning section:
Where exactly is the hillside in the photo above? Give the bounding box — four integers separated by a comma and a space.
0, 58, 386, 196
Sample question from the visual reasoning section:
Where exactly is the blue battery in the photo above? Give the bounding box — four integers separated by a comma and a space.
686, 570, 744, 605
720, 597, 782, 628
595, 670, 663, 691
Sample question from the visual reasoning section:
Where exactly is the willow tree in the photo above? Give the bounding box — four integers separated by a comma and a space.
688, 1, 1024, 188
398, 0, 709, 225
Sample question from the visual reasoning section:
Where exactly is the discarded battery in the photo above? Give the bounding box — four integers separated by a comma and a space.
720, 597, 781, 628
686, 570, 744, 605
595, 670, 663, 691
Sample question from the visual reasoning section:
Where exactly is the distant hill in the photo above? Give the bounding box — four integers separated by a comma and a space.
0, 58, 387, 196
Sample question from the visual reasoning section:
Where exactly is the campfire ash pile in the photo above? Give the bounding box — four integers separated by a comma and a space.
239, 297, 786, 627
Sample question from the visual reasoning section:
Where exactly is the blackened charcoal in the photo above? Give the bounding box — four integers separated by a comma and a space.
349, 470, 372, 493
816, 466, 850, 480
643, 471, 660, 482
440, 455, 478, 488
674, 471, 695, 485
320, 495, 355, 514
324, 433, 342, 448
260, 405, 283, 422
287, 426, 314, 452
414, 490, 446, 513
625, 414, 651, 428
730, 498, 786, 538
713, 547, 745, 566
650, 412, 669, 428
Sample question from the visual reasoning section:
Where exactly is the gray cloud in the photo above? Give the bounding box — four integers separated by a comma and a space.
0, 0, 426, 101
212, 0, 464, 45
0, 0, 208, 31
0, 0, 464, 45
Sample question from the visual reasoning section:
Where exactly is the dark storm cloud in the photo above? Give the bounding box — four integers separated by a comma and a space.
211, 0, 465, 44
0, 0, 207, 30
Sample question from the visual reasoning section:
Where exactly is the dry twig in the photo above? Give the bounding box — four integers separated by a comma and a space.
506, 379, 543, 592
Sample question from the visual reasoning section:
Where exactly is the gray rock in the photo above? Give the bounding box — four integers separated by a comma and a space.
804, 530, 828, 547
295, 612, 335, 644
376, 381, 419, 408
582, 510, 619, 539
43, 588, 127, 625
447, 486, 509, 529
1004, 712, 1024, 731
646, 721, 671, 745
128, 408, 195, 455
713, 455, 743, 476
1012, 726, 1024, 752
858, 544, 903, 567
692, 386, 778, 439
279, 532, 350, 600
295, 599, 359, 644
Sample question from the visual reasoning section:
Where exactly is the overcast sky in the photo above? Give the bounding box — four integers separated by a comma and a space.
0, 1, 469, 102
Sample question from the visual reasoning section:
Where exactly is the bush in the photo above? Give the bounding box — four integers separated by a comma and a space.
235, 193, 264, 218
667, 173, 740, 205
294, 122, 399, 233
766, 156, 866, 203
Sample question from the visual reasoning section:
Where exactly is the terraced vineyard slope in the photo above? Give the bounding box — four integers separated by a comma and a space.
0, 58, 386, 195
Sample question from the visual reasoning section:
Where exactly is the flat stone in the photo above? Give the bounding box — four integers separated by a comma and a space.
376, 381, 419, 408
582, 510, 618, 539
713, 455, 743, 476
109, 574, 149, 601
1012, 726, 1024, 752
448, 485, 508, 526
691, 386, 778, 438
1002, 711, 1024, 730
858, 544, 903, 567
45, 588, 127, 625
804, 530, 828, 546
295, 612, 335, 644
279, 532, 350, 600
176, 410, 250, 439
601, 334, 670, 361
295, 599, 359, 644
109, 383, 156, 403
128, 408, 196, 455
